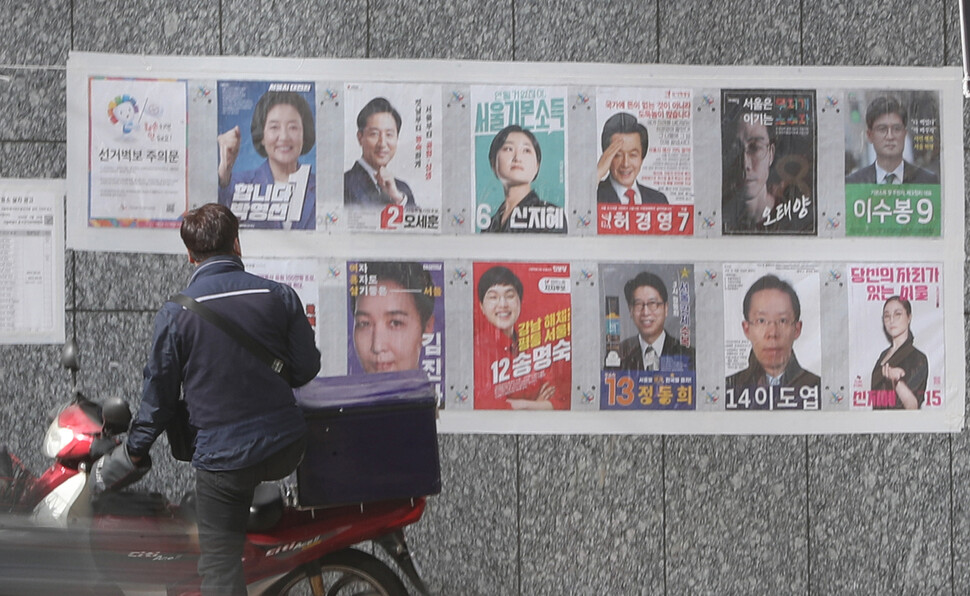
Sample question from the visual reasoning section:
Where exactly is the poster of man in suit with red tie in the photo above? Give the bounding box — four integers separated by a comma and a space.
595, 87, 695, 236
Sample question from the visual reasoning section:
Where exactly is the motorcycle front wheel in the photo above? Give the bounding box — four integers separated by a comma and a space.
272, 547, 409, 596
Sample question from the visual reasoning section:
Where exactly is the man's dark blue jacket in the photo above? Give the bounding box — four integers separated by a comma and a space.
127, 255, 321, 471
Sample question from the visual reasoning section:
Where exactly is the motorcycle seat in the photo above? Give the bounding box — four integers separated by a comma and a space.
92, 491, 171, 517
177, 482, 283, 532
248, 483, 284, 532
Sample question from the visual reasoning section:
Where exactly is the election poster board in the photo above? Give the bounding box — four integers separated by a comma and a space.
471, 85, 568, 234
722, 263, 822, 411
720, 89, 817, 235
846, 263, 944, 410
64, 54, 966, 434
595, 88, 694, 236
599, 263, 696, 410
0, 179, 65, 344
342, 84, 443, 233
346, 260, 445, 406
472, 261, 572, 410
88, 77, 187, 227
216, 80, 316, 230
843, 90, 942, 236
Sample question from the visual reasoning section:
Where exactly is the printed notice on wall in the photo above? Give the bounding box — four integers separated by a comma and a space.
88, 77, 188, 227
0, 180, 65, 344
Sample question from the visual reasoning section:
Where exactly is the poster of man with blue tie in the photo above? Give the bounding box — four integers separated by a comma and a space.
843, 90, 941, 236
600, 263, 696, 411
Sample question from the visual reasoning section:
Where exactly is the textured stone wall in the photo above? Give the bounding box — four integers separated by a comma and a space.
0, 1, 966, 593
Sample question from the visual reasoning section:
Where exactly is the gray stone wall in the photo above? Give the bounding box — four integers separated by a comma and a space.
0, 1, 966, 593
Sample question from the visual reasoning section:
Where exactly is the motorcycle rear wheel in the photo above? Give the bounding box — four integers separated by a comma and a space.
272, 547, 409, 596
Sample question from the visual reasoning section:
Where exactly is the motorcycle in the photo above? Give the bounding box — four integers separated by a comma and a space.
0, 341, 432, 596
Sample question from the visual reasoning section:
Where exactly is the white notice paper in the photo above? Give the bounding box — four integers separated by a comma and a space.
0, 179, 65, 344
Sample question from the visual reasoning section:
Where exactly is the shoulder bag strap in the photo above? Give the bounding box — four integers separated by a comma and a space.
169, 293, 291, 384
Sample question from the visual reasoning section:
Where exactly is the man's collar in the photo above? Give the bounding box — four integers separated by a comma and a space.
874, 160, 904, 183
747, 349, 802, 382
638, 330, 666, 357
609, 176, 638, 204
357, 158, 379, 182
189, 254, 243, 283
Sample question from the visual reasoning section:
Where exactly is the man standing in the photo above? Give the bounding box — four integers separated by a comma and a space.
727, 274, 819, 392
596, 112, 668, 205
125, 203, 321, 594
344, 97, 416, 207
618, 271, 694, 371
845, 96, 938, 184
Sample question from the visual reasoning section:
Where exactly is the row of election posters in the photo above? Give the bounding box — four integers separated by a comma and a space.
250, 257, 945, 413
87, 79, 943, 237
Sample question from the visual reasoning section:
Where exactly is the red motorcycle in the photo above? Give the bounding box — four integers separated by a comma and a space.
0, 342, 433, 596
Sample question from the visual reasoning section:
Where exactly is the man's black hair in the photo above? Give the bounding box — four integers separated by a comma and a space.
742, 274, 801, 322
622, 271, 668, 307
356, 97, 403, 133
865, 96, 908, 129
180, 203, 239, 262
601, 112, 649, 156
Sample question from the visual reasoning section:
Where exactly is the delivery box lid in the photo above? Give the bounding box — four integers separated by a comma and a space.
295, 370, 436, 413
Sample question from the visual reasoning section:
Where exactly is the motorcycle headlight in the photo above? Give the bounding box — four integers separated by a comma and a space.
42, 419, 74, 458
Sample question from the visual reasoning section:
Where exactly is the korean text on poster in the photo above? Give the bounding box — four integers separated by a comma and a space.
600, 263, 696, 410
595, 88, 694, 236
473, 262, 571, 409
847, 264, 944, 410
216, 80, 316, 230
88, 77, 188, 227
722, 263, 822, 410
342, 84, 443, 233
347, 261, 445, 405
721, 90, 817, 235
471, 86, 568, 234
0, 183, 64, 344
844, 90, 941, 236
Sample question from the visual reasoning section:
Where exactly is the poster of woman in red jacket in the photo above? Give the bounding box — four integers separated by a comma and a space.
473, 262, 571, 410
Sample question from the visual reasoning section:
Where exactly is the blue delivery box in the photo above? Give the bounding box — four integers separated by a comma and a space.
294, 370, 441, 508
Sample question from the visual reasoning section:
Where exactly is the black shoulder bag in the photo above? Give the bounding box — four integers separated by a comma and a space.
165, 293, 292, 461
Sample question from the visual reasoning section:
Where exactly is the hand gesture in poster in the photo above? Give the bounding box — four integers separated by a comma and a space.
880, 363, 905, 384
507, 382, 556, 410
596, 135, 624, 182
375, 166, 408, 206
217, 125, 241, 188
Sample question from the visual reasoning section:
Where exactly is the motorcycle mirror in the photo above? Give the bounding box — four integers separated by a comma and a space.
101, 396, 132, 434
61, 340, 80, 372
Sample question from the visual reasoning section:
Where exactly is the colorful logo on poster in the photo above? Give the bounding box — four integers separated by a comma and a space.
108, 95, 139, 134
